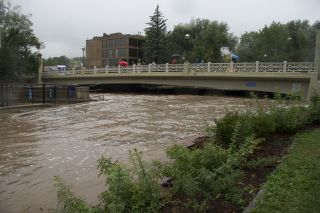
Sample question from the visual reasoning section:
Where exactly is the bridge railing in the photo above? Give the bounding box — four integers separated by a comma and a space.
41, 61, 314, 77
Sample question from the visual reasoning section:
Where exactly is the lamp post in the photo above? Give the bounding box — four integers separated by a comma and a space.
81, 47, 85, 67
184, 33, 190, 62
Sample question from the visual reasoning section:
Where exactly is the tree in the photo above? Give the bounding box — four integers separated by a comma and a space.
143, 5, 168, 64
43, 55, 70, 66
0, 0, 42, 82
167, 19, 237, 63
237, 20, 317, 62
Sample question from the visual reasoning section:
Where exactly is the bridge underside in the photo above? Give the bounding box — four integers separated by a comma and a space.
42, 72, 314, 99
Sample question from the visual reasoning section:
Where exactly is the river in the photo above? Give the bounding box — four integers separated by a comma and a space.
0, 93, 249, 213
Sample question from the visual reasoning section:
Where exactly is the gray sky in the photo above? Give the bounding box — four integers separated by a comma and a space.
9, 0, 320, 58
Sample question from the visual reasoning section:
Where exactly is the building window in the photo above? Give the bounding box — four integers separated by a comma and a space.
129, 38, 138, 47
129, 48, 138, 57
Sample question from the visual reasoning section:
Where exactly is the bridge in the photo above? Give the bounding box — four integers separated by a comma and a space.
40, 28, 320, 100
41, 61, 320, 100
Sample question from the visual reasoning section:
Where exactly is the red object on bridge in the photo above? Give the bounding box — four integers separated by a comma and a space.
117, 61, 128, 67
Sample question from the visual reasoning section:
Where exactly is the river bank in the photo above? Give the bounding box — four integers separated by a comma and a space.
53, 95, 320, 212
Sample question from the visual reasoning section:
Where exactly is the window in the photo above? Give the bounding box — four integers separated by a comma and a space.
129, 38, 138, 47
129, 48, 138, 57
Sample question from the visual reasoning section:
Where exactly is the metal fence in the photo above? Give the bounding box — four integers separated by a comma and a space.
0, 83, 89, 107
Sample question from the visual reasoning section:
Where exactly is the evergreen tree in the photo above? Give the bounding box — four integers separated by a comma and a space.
143, 5, 168, 64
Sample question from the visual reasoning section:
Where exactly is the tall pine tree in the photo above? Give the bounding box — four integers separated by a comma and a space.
143, 5, 168, 64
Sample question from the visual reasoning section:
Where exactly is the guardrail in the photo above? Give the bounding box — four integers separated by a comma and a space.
42, 61, 314, 77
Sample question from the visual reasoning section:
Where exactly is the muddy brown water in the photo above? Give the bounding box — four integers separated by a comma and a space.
0, 94, 250, 213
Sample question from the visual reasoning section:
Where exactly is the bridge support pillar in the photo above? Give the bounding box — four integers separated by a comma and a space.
315, 27, 320, 81
307, 28, 320, 101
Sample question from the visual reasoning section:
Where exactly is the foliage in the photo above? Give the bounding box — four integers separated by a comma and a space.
161, 125, 261, 211
244, 156, 280, 170
309, 92, 320, 123
252, 129, 320, 213
54, 176, 99, 213
237, 20, 318, 62
97, 149, 164, 213
143, 5, 168, 64
55, 149, 164, 213
43, 56, 82, 68
167, 18, 237, 63
206, 94, 312, 148
0, 0, 42, 82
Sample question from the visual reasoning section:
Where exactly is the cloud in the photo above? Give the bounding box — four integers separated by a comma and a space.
9, 0, 320, 58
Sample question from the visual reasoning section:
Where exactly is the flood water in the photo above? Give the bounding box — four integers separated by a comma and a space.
0, 93, 249, 213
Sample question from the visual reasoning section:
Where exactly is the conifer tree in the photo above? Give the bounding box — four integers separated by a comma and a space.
143, 5, 168, 64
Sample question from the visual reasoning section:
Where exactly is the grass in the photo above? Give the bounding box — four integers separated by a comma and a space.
252, 129, 320, 213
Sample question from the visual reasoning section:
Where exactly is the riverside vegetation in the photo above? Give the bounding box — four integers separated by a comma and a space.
54, 94, 320, 213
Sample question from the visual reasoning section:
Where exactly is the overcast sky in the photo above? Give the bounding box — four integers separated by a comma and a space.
8, 0, 320, 58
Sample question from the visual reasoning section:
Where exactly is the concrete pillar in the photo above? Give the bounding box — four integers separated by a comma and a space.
255, 61, 259, 72
208, 62, 211, 72
38, 56, 43, 84
183, 62, 190, 74
307, 27, 320, 100
133, 64, 136, 73
315, 28, 320, 80
283, 61, 287, 72
230, 61, 234, 72
118, 65, 121, 73
165, 63, 169, 72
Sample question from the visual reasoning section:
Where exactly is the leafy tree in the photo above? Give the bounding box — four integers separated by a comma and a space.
43, 55, 70, 66
143, 5, 168, 64
237, 20, 318, 62
0, 0, 42, 82
43, 56, 82, 68
167, 19, 237, 63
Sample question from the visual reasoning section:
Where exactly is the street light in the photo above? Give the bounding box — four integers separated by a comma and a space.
184, 34, 190, 62
81, 47, 85, 67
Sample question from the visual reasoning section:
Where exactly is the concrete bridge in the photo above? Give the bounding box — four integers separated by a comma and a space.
41, 28, 320, 100
41, 61, 319, 100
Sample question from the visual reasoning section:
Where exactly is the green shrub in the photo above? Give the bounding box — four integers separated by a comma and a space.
271, 106, 310, 134
55, 149, 164, 213
208, 111, 253, 148
54, 176, 99, 213
309, 93, 320, 123
97, 149, 164, 213
250, 107, 276, 138
161, 129, 262, 211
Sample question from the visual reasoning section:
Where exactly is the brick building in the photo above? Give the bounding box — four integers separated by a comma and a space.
85, 33, 144, 67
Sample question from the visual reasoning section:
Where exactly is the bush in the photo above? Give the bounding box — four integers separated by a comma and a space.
54, 176, 98, 213
208, 111, 253, 148
161, 128, 262, 211
271, 105, 310, 134
97, 149, 164, 213
55, 149, 164, 213
309, 93, 320, 123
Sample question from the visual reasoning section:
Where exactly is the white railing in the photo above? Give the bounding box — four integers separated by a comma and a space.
42, 61, 315, 77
